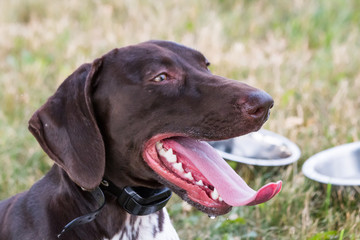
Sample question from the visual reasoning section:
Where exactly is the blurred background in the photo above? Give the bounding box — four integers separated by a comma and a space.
0, 0, 359, 239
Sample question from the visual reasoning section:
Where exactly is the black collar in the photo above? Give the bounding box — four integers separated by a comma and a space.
57, 180, 172, 238
100, 179, 172, 216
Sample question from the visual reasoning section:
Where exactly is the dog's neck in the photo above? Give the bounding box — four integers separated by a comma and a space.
45, 165, 127, 239
50, 165, 173, 239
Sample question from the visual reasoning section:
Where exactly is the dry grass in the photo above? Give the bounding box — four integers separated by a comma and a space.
1, 0, 360, 239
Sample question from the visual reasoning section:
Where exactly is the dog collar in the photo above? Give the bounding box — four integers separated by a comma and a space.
57, 180, 171, 238
100, 179, 172, 216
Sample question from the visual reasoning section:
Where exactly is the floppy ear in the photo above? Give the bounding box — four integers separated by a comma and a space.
28, 58, 105, 190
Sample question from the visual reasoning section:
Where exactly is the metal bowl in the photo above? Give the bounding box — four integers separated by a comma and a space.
209, 129, 301, 166
302, 142, 360, 186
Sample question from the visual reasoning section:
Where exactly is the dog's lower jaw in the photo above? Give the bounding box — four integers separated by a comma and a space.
166, 183, 233, 216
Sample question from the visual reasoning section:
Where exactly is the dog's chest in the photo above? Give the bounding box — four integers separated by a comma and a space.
103, 208, 179, 240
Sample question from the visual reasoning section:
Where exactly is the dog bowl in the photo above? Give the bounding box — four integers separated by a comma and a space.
209, 129, 301, 166
302, 142, 360, 186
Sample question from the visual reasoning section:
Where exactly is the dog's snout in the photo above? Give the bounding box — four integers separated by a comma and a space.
241, 91, 274, 121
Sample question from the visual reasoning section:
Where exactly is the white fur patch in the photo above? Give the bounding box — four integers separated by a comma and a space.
103, 208, 179, 240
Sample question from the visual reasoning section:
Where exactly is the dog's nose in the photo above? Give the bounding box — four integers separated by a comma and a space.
242, 91, 274, 121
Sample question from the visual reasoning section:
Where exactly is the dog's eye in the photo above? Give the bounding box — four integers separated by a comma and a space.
153, 74, 167, 82
205, 60, 211, 70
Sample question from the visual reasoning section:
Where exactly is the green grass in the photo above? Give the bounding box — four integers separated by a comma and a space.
1, 0, 360, 239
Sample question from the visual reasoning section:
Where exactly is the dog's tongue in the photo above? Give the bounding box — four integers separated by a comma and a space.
167, 137, 282, 206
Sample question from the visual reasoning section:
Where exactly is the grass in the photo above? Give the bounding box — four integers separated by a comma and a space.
1, 0, 360, 239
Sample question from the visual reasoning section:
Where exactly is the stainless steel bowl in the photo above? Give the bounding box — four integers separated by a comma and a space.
209, 129, 301, 166
302, 142, 360, 186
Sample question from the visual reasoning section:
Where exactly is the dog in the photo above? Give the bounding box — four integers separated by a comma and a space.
0, 40, 281, 240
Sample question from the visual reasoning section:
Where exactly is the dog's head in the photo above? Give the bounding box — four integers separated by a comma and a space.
29, 40, 281, 216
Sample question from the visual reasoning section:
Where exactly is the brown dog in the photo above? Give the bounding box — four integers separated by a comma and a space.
0, 41, 281, 239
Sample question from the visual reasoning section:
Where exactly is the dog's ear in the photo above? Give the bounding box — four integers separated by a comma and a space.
28, 58, 105, 190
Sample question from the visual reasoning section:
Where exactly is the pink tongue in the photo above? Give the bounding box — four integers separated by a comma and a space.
166, 137, 282, 206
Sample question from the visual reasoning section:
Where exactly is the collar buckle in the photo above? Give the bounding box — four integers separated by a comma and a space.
118, 186, 172, 216
101, 179, 172, 216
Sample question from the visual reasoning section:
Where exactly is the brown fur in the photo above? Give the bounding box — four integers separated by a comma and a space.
0, 40, 273, 239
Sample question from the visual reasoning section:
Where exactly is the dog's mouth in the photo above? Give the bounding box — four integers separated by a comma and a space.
143, 134, 282, 215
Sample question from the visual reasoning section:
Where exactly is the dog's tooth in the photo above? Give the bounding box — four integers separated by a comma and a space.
167, 154, 177, 163
195, 180, 204, 186
211, 188, 219, 200
164, 149, 177, 163
158, 148, 167, 157
184, 172, 194, 180
173, 162, 184, 173
219, 197, 223, 202
161, 149, 176, 163
155, 141, 179, 164
158, 145, 177, 163
167, 148, 174, 155
156, 142, 163, 151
